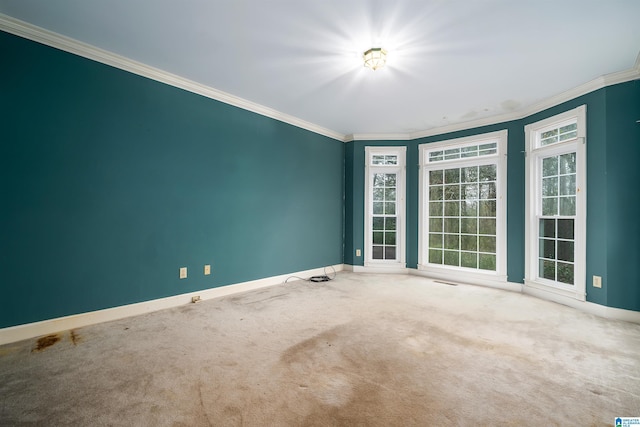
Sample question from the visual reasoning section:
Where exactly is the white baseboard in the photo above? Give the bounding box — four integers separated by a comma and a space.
409, 268, 521, 293
353, 265, 408, 274
522, 285, 640, 324
0, 264, 345, 346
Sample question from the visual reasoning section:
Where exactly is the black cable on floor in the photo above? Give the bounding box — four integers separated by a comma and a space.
284, 265, 337, 284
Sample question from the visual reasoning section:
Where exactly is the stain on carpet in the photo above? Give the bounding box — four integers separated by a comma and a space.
70, 330, 80, 345
32, 334, 61, 352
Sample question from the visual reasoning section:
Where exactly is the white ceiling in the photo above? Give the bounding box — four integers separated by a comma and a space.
1, 0, 639, 138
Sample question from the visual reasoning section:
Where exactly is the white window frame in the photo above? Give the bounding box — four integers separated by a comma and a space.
524, 105, 586, 300
364, 146, 406, 268
418, 130, 508, 284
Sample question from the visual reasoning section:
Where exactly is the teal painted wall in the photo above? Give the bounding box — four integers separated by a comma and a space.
604, 81, 640, 310
345, 81, 640, 311
0, 31, 344, 328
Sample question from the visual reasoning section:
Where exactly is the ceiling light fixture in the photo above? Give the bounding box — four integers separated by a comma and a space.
363, 47, 387, 71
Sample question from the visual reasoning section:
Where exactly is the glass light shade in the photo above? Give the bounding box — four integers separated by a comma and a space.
363, 47, 387, 71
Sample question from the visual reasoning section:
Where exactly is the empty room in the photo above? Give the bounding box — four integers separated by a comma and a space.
1, 1, 639, 425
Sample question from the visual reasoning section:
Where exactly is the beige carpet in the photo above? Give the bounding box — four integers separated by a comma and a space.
1, 272, 639, 426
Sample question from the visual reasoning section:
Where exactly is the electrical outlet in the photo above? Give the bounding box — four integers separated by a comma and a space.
356, 249, 361, 257
179, 267, 187, 279
204, 264, 211, 275
593, 275, 602, 288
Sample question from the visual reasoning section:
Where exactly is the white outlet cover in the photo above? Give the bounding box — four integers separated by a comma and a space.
204, 265, 211, 275
179, 267, 187, 279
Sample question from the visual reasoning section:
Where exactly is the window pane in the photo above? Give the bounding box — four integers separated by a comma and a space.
429, 233, 443, 249
540, 259, 555, 280
541, 129, 558, 139
478, 218, 496, 235
559, 197, 576, 216
461, 167, 478, 183
557, 262, 574, 284
557, 241, 574, 262
445, 169, 460, 184
385, 232, 396, 245
372, 246, 383, 259
559, 131, 577, 141
479, 200, 496, 217
559, 123, 577, 134
539, 219, 553, 238
430, 186, 443, 200
443, 251, 459, 266
373, 232, 383, 245
444, 201, 460, 216
444, 184, 460, 200
463, 184, 478, 200
373, 202, 384, 214
542, 157, 558, 177
430, 170, 443, 185
444, 234, 460, 250
384, 188, 396, 201
461, 252, 478, 268
429, 249, 443, 264
542, 198, 557, 216
479, 183, 496, 199
384, 246, 396, 260
479, 164, 496, 181
539, 238, 555, 259
384, 202, 396, 215
372, 155, 385, 165
542, 177, 558, 196
384, 155, 398, 165
557, 219, 574, 239
430, 202, 443, 216
479, 254, 496, 271
559, 153, 576, 174
559, 175, 575, 196
461, 201, 478, 217
373, 217, 384, 230
385, 174, 397, 187
461, 235, 477, 251
444, 218, 460, 233
373, 174, 386, 187
478, 236, 496, 253
373, 188, 385, 201
385, 217, 396, 231
429, 218, 443, 232
461, 218, 477, 234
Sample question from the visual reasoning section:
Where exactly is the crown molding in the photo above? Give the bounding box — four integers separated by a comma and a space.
0, 14, 346, 142
2, 13, 638, 144
344, 133, 411, 142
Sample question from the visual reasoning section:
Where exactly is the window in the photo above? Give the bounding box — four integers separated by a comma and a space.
418, 131, 507, 282
365, 147, 406, 268
525, 105, 586, 300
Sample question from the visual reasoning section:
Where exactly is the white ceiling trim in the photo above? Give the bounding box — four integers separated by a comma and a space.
0, 13, 345, 142
1, 13, 638, 144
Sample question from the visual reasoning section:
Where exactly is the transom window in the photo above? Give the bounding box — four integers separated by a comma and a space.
428, 142, 497, 162
538, 121, 578, 146
419, 131, 507, 282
